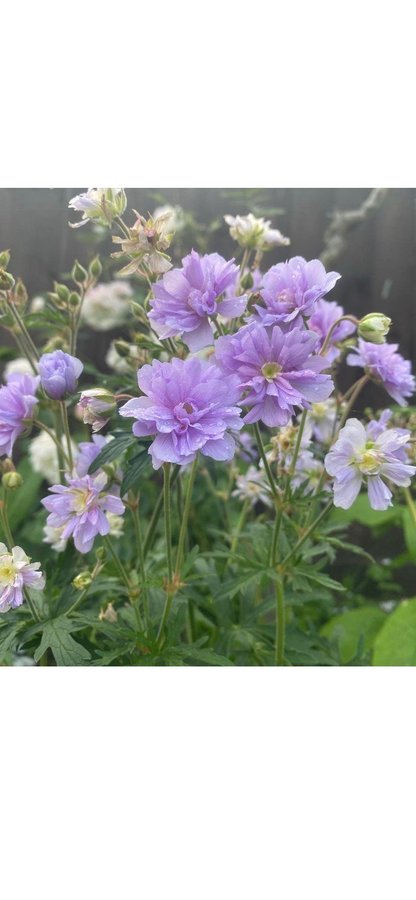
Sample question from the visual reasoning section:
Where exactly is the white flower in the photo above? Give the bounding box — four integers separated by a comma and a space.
43, 524, 67, 552
224, 213, 290, 251
232, 466, 271, 506
29, 430, 77, 485
4, 357, 35, 379
153, 204, 185, 235
81, 280, 133, 331
304, 399, 338, 445
68, 188, 127, 229
30, 295, 45, 312
105, 340, 143, 374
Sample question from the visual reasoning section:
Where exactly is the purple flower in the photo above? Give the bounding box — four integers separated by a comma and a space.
215, 323, 334, 427
256, 257, 340, 326
0, 543, 45, 613
39, 350, 83, 400
346, 339, 415, 405
75, 434, 109, 476
308, 299, 356, 363
324, 417, 415, 510
119, 357, 243, 469
148, 250, 247, 351
42, 471, 125, 553
0, 373, 39, 457
78, 389, 116, 432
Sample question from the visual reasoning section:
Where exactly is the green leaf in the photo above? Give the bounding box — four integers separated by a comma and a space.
373, 599, 416, 666
5, 458, 43, 531
321, 606, 386, 664
88, 433, 137, 474
294, 566, 346, 592
34, 618, 91, 666
120, 449, 151, 494
330, 494, 403, 528
402, 509, 416, 561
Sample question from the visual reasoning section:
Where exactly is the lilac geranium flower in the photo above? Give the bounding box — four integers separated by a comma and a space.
119, 357, 243, 469
215, 323, 334, 427
256, 257, 341, 326
148, 250, 247, 351
42, 471, 125, 553
39, 350, 83, 400
75, 434, 109, 476
346, 339, 415, 405
308, 299, 356, 363
0, 543, 45, 613
0, 373, 39, 457
325, 417, 415, 510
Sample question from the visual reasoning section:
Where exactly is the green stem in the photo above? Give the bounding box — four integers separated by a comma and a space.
156, 464, 174, 645
143, 466, 180, 557
337, 375, 369, 431
131, 501, 149, 631
104, 535, 131, 592
274, 579, 285, 666
404, 487, 416, 536
230, 498, 250, 555
253, 422, 278, 500
34, 419, 70, 469
319, 315, 358, 356
280, 499, 333, 569
60, 402, 74, 471
175, 456, 198, 578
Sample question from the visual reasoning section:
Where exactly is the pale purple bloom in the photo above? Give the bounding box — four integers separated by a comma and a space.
0, 543, 45, 613
325, 417, 415, 510
68, 188, 126, 228
308, 299, 356, 363
215, 323, 334, 427
0, 373, 39, 457
347, 339, 415, 405
256, 257, 341, 326
148, 250, 247, 351
75, 435, 108, 477
232, 466, 271, 507
119, 357, 243, 469
39, 350, 83, 400
42, 471, 125, 553
304, 398, 338, 444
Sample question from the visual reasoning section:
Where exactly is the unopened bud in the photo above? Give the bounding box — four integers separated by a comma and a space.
0, 250, 11, 268
72, 571, 93, 590
358, 313, 392, 344
0, 269, 15, 290
14, 279, 28, 307
54, 282, 70, 303
240, 270, 254, 290
89, 256, 102, 279
71, 260, 88, 285
2, 471, 23, 490
68, 291, 81, 309
1, 458, 15, 474
114, 340, 131, 357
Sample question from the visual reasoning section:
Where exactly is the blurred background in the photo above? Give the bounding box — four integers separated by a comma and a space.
1, 187, 415, 363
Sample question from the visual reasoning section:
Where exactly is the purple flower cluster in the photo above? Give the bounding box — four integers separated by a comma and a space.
0, 373, 39, 457
325, 417, 415, 510
119, 357, 243, 469
42, 470, 125, 553
256, 257, 340, 326
39, 350, 83, 400
149, 250, 247, 351
215, 323, 334, 426
347, 339, 415, 405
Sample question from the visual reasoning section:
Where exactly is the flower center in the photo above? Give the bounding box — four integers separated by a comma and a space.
312, 402, 327, 418
357, 444, 382, 475
174, 401, 197, 433
188, 288, 217, 317
71, 487, 95, 512
0, 559, 16, 584
261, 361, 282, 381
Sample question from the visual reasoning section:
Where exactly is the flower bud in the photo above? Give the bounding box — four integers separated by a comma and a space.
0, 268, 15, 290
1, 458, 15, 474
68, 292, 81, 309
14, 279, 28, 308
99, 602, 118, 623
358, 313, 392, 344
54, 282, 70, 303
72, 571, 93, 590
71, 260, 88, 285
2, 471, 23, 490
114, 339, 131, 357
0, 250, 11, 268
89, 256, 102, 279
78, 388, 116, 432
240, 270, 254, 290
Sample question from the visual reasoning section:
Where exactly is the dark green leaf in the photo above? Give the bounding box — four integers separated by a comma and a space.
34, 618, 91, 666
